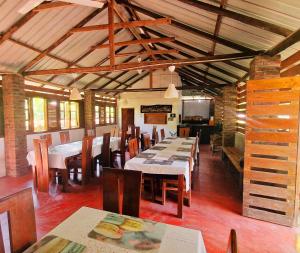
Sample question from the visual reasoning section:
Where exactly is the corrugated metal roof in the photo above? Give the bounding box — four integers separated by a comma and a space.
0, 0, 299, 92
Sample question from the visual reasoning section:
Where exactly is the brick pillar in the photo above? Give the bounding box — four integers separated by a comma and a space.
84, 90, 95, 135
214, 95, 223, 124
250, 55, 281, 80
2, 74, 28, 177
222, 87, 236, 147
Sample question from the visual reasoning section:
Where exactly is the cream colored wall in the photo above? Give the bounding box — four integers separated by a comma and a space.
118, 91, 181, 137
96, 124, 117, 136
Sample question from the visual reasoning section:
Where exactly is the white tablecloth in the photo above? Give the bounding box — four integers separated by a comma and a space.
124, 137, 196, 191
30, 207, 206, 253
26, 137, 120, 169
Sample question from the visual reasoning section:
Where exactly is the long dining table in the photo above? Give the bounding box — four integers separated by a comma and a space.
24, 207, 206, 253
124, 137, 196, 218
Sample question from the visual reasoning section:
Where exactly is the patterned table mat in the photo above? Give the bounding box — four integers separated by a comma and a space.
143, 159, 173, 165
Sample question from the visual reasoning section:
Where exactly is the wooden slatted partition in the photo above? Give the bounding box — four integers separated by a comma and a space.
236, 82, 247, 134
243, 76, 300, 226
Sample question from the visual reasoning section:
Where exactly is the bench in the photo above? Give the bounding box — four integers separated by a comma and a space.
222, 146, 243, 173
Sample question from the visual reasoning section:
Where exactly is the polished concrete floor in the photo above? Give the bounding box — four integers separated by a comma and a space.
0, 145, 297, 252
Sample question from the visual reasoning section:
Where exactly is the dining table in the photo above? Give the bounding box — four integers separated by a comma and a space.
124, 137, 196, 218
23, 206, 206, 253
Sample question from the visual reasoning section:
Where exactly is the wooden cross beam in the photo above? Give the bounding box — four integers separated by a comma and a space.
70, 18, 171, 32
108, 0, 115, 66
115, 49, 178, 57
24, 52, 259, 76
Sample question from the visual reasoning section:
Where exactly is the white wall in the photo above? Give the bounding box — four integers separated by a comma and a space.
118, 91, 181, 137
96, 124, 117, 136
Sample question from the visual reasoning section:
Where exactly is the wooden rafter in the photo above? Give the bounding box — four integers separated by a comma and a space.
120, 2, 257, 53
281, 51, 300, 72
19, 6, 106, 73
23, 52, 259, 76
177, 0, 292, 37
94, 37, 175, 49
33, 1, 74, 11
70, 18, 171, 32
115, 49, 178, 57
108, 0, 115, 66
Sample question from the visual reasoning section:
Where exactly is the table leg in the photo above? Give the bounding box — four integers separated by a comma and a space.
60, 169, 68, 192
177, 174, 184, 218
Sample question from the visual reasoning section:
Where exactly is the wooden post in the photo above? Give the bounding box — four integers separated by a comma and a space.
108, 0, 115, 66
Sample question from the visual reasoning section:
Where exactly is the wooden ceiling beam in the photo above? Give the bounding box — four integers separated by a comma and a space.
20, 7, 106, 73
115, 49, 178, 57
281, 51, 300, 72
97, 86, 214, 93
108, 0, 115, 66
181, 78, 219, 96
24, 52, 259, 76
120, 2, 257, 53
281, 64, 300, 77
177, 0, 292, 37
145, 27, 249, 72
266, 28, 300, 56
33, 2, 74, 11
71, 18, 171, 32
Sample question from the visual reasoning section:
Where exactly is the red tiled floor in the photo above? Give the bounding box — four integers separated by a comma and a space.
0, 145, 297, 252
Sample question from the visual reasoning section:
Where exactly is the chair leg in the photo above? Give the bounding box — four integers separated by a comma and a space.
186, 190, 192, 207
60, 169, 68, 192
162, 181, 166, 205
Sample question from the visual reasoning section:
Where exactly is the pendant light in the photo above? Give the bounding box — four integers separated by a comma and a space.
69, 74, 83, 100
164, 65, 179, 98
137, 56, 143, 74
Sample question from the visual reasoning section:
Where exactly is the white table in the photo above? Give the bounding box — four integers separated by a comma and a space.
26, 207, 206, 253
124, 137, 196, 218
26, 136, 120, 169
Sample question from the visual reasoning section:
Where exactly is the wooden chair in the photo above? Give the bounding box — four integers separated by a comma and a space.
98, 133, 111, 169
160, 128, 165, 141
143, 133, 151, 150
68, 136, 94, 184
227, 229, 238, 253
128, 138, 138, 159
135, 126, 141, 150
40, 133, 52, 146
151, 126, 157, 145
59, 131, 70, 144
0, 188, 36, 253
33, 139, 68, 192
112, 130, 127, 168
179, 127, 190, 138
155, 131, 159, 144
103, 169, 142, 217
128, 138, 137, 157
86, 129, 96, 137
129, 124, 136, 139
162, 145, 194, 206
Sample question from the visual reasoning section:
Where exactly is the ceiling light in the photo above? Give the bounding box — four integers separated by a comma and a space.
70, 88, 82, 100
168, 65, 176, 72
164, 83, 179, 98
137, 69, 143, 74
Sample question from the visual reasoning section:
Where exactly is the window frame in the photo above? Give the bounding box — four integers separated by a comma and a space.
95, 101, 116, 126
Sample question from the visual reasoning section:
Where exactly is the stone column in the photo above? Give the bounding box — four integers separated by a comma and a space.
250, 55, 281, 80
84, 90, 95, 135
214, 95, 223, 124
2, 74, 28, 177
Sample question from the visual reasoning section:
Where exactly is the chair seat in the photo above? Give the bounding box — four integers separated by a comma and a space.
68, 158, 82, 169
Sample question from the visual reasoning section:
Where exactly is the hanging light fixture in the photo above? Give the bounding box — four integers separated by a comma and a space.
164, 65, 179, 98
137, 56, 143, 74
69, 74, 83, 100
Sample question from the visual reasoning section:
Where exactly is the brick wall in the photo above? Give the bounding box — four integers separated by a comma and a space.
84, 90, 95, 135
250, 55, 281, 80
2, 74, 28, 177
214, 95, 223, 124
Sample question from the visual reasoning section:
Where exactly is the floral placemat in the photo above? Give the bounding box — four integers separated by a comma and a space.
168, 155, 190, 161
143, 159, 173, 165
150, 146, 167, 151
181, 142, 194, 145
23, 235, 86, 253
88, 213, 166, 252
177, 147, 191, 152
159, 141, 172, 144
136, 153, 156, 159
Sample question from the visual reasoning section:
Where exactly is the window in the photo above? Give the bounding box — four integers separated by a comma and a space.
95, 105, 100, 125
100, 106, 105, 125
25, 99, 30, 131
110, 106, 115, 124
32, 97, 47, 132
60, 101, 80, 129
105, 106, 110, 124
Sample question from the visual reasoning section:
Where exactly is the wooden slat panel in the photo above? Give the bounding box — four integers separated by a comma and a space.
247, 118, 298, 129
245, 131, 298, 143
247, 91, 299, 103
244, 170, 293, 185
246, 144, 297, 160
247, 77, 300, 91
247, 103, 299, 117
245, 157, 296, 172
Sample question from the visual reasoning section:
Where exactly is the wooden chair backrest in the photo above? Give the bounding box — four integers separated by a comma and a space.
0, 188, 36, 253
40, 134, 52, 146
194, 137, 198, 161
101, 133, 111, 168
119, 130, 127, 168
33, 139, 50, 192
81, 136, 94, 181
130, 124, 136, 139
155, 131, 159, 144
227, 229, 238, 253
143, 134, 151, 150
152, 126, 157, 140
86, 129, 95, 137
0, 221, 4, 253
179, 127, 190, 138
128, 138, 138, 159
59, 131, 70, 144
103, 169, 142, 217
135, 126, 141, 149
160, 128, 165, 140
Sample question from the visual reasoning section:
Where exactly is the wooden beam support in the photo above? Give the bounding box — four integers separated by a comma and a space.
33, 1, 74, 11
267, 28, 300, 56
177, 0, 292, 37
281, 51, 300, 72
70, 18, 171, 32
20, 7, 106, 73
281, 64, 300, 77
108, 0, 115, 66
24, 52, 259, 76
121, 2, 257, 53
115, 49, 178, 57
97, 86, 212, 92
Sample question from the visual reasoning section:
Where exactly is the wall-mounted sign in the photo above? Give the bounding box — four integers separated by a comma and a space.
141, 105, 172, 113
